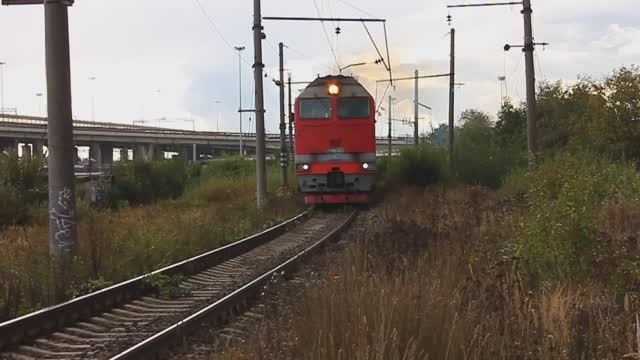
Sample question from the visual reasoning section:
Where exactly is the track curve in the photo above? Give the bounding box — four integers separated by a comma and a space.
1, 209, 356, 360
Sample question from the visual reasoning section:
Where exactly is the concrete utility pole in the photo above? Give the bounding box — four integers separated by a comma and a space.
253, 0, 267, 207
234, 46, 245, 157
214, 100, 221, 132
447, 1, 541, 167
287, 74, 294, 161
388, 95, 393, 156
89, 75, 96, 121
448, 28, 456, 172
414, 69, 419, 145
278, 42, 288, 188
45, 0, 77, 259
0, 61, 5, 120
522, 0, 537, 165
36, 92, 44, 116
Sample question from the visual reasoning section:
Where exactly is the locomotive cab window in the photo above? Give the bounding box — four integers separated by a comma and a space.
338, 97, 370, 119
300, 99, 331, 119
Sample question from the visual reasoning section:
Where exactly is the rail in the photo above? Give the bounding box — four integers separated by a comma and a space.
0, 210, 311, 352
111, 209, 357, 359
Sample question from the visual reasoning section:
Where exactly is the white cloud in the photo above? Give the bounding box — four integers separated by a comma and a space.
0, 0, 637, 135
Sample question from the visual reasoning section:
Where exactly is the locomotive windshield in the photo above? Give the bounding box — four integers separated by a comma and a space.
300, 99, 331, 119
338, 97, 370, 119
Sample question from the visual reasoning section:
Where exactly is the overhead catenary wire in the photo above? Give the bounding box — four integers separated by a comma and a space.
313, 0, 341, 72
375, 82, 391, 114
382, 22, 393, 85
535, 52, 546, 83
192, 0, 251, 68
362, 22, 389, 71
335, 0, 378, 18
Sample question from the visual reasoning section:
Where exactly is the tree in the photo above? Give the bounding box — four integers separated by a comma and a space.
537, 81, 571, 151
426, 123, 450, 148
459, 109, 491, 126
454, 109, 518, 187
495, 100, 526, 151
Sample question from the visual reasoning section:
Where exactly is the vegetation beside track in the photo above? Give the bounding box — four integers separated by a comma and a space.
0, 156, 300, 322
225, 185, 640, 359
221, 65, 640, 359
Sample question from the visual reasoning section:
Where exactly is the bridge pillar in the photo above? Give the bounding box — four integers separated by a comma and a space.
5, 139, 19, 157
119, 148, 129, 161
90, 143, 113, 165
189, 145, 197, 161
180, 145, 196, 162
33, 141, 44, 158
21, 144, 32, 160
73, 146, 80, 165
100, 144, 113, 165
0, 140, 12, 155
89, 143, 101, 165
133, 144, 160, 162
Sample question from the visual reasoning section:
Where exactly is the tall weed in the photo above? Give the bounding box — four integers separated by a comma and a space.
233, 187, 640, 360
506, 152, 640, 284
380, 143, 449, 187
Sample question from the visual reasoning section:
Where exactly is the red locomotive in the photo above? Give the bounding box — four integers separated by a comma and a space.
294, 75, 376, 204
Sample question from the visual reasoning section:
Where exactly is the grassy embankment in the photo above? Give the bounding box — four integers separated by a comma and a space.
227, 154, 640, 359
0, 156, 300, 322
223, 65, 640, 359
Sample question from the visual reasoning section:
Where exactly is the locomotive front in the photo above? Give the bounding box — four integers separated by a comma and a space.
294, 75, 376, 204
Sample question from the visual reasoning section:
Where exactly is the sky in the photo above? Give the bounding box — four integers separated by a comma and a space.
0, 0, 638, 137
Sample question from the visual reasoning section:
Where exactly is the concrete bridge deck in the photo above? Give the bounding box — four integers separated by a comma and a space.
0, 114, 413, 163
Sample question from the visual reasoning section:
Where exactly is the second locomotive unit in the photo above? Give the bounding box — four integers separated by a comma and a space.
294, 75, 376, 204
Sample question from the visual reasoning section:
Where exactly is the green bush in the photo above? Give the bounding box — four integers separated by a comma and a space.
0, 153, 46, 227
202, 156, 256, 179
506, 152, 640, 284
454, 110, 523, 188
109, 158, 188, 206
380, 143, 449, 187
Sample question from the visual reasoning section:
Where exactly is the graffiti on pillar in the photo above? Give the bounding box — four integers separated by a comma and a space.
50, 187, 75, 253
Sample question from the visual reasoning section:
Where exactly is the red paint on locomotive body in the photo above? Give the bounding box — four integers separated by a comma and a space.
294, 75, 376, 205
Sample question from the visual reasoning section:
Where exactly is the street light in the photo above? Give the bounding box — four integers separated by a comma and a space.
214, 100, 221, 132
339, 62, 366, 74
36, 92, 44, 117
88, 76, 96, 121
234, 46, 245, 156
0, 61, 5, 120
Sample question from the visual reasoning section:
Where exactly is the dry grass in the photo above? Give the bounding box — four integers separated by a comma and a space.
0, 176, 300, 322
226, 186, 640, 360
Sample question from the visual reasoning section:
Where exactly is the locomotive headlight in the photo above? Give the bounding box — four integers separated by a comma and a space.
297, 163, 310, 171
303, 164, 310, 170
328, 83, 340, 95
362, 162, 369, 170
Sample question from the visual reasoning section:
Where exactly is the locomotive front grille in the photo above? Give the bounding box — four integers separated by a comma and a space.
327, 171, 345, 188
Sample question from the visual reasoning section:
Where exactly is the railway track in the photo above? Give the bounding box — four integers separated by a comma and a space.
0, 209, 356, 360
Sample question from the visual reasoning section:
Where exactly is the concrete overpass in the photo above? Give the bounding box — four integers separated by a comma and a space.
0, 114, 413, 164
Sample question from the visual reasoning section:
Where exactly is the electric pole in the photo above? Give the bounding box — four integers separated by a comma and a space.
448, 28, 455, 172
253, 0, 267, 208
522, 0, 537, 165
388, 95, 393, 156
0, 61, 5, 121
447, 0, 542, 168
234, 46, 245, 157
287, 74, 294, 161
45, 1, 77, 264
414, 69, 419, 145
89, 75, 96, 121
214, 100, 221, 132
278, 42, 287, 188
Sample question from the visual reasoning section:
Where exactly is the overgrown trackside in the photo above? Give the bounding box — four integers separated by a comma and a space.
227, 186, 640, 359
0, 156, 299, 322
